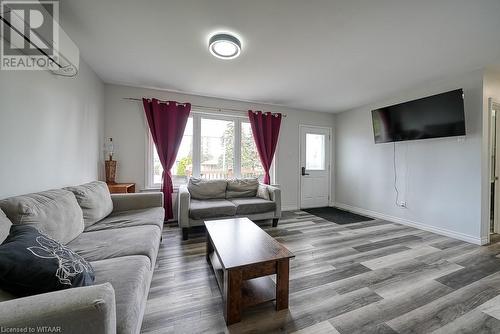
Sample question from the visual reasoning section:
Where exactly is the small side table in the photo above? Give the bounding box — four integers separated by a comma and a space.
107, 183, 136, 194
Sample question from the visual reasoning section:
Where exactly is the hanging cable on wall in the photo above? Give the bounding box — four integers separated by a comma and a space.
393, 142, 400, 206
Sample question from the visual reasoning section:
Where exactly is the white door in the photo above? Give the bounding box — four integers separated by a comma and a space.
493, 101, 500, 234
300, 126, 331, 209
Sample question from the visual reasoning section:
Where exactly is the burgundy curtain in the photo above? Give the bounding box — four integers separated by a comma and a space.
143, 98, 191, 220
248, 111, 282, 184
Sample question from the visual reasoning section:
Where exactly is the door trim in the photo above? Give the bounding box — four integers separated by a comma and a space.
487, 98, 500, 245
298, 124, 333, 210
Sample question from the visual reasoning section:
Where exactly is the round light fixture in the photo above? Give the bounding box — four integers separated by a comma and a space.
208, 33, 241, 59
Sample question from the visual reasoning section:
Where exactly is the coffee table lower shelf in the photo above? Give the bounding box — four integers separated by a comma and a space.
208, 252, 276, 308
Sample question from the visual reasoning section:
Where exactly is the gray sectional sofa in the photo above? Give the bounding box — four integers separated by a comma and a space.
178, 178, 281, 240
0, 181, 164, 334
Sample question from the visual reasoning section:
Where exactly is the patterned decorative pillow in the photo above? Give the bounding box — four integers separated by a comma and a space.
256, 184, 270, 200
0, 224, 95, 297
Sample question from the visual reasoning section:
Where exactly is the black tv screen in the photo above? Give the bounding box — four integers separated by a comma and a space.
371, 89, 466, 143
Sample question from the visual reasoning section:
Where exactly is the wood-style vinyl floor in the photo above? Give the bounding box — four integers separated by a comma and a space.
141, 211, 500, 334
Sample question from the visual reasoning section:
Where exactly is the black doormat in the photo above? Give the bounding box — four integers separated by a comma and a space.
303, 207, 373, 225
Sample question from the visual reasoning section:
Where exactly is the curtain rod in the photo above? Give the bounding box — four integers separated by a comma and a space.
123, 97, 287, 117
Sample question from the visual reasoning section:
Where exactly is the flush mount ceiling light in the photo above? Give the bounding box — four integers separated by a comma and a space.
208, 33, 241, 59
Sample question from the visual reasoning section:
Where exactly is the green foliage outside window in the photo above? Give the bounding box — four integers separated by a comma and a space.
176, 156, 192, 176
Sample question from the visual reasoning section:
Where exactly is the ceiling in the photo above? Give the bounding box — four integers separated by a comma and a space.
60, 0, 500, 113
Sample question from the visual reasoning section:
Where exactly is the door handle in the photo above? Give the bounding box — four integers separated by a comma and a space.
301, 167, 310, 176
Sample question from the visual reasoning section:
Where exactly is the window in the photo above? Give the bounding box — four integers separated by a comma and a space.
147, 113, 273, 188
150, 118, 193, 188
241, 122, 264, 179
306, 133, 326, 170
200, 118, 234, 179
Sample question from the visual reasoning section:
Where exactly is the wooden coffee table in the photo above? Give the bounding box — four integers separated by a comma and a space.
205, 217, 295, 325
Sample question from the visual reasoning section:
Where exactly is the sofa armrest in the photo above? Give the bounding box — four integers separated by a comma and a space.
264, 184, 281, 218
178, 185, 191, 228
111, 192, 163, 212
0, 283, 116, 334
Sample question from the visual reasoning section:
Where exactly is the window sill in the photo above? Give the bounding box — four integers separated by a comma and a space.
142, 186, 185, 193
141, 188, 161, 193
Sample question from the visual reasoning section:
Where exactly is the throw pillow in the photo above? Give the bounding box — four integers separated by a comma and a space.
0, 224, 95, 297
256, 184, 270, 200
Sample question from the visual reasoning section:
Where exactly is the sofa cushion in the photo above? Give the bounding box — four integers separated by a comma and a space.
84, 207, 164, 232
0, 189, 84, 244
68, 225, 161, 269
92, 256, 151, 334
0, 209, 12, 244
0, 225, 95, 297
226, 178, 259, 198
230, 197, 276, 215
64, 181, 113, 228
189, 199, 236, 220
187, 178, 227, 200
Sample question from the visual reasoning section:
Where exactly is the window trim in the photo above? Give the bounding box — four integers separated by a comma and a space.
145, 127, 161, 189
145, 111, 276, 190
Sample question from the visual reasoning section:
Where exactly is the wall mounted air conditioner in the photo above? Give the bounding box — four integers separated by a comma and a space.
0, 1, 79, 77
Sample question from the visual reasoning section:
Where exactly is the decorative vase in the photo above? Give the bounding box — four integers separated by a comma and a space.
105, 159, 117, 184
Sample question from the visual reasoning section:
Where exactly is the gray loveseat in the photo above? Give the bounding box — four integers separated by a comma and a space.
178, 178, 281, 240
0, 181, 164, 334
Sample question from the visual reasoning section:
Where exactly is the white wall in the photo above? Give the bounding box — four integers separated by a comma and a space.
334, 70, 484, 244
103, 84, 335, 211
0, 60, 105, 198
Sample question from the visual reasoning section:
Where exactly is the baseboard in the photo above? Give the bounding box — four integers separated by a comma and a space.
333, 202, 485, 245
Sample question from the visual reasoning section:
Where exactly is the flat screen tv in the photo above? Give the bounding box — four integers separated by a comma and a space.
371, 89, 466, 143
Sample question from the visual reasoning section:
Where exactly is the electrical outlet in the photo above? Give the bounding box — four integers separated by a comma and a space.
398, 201, 407, 208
